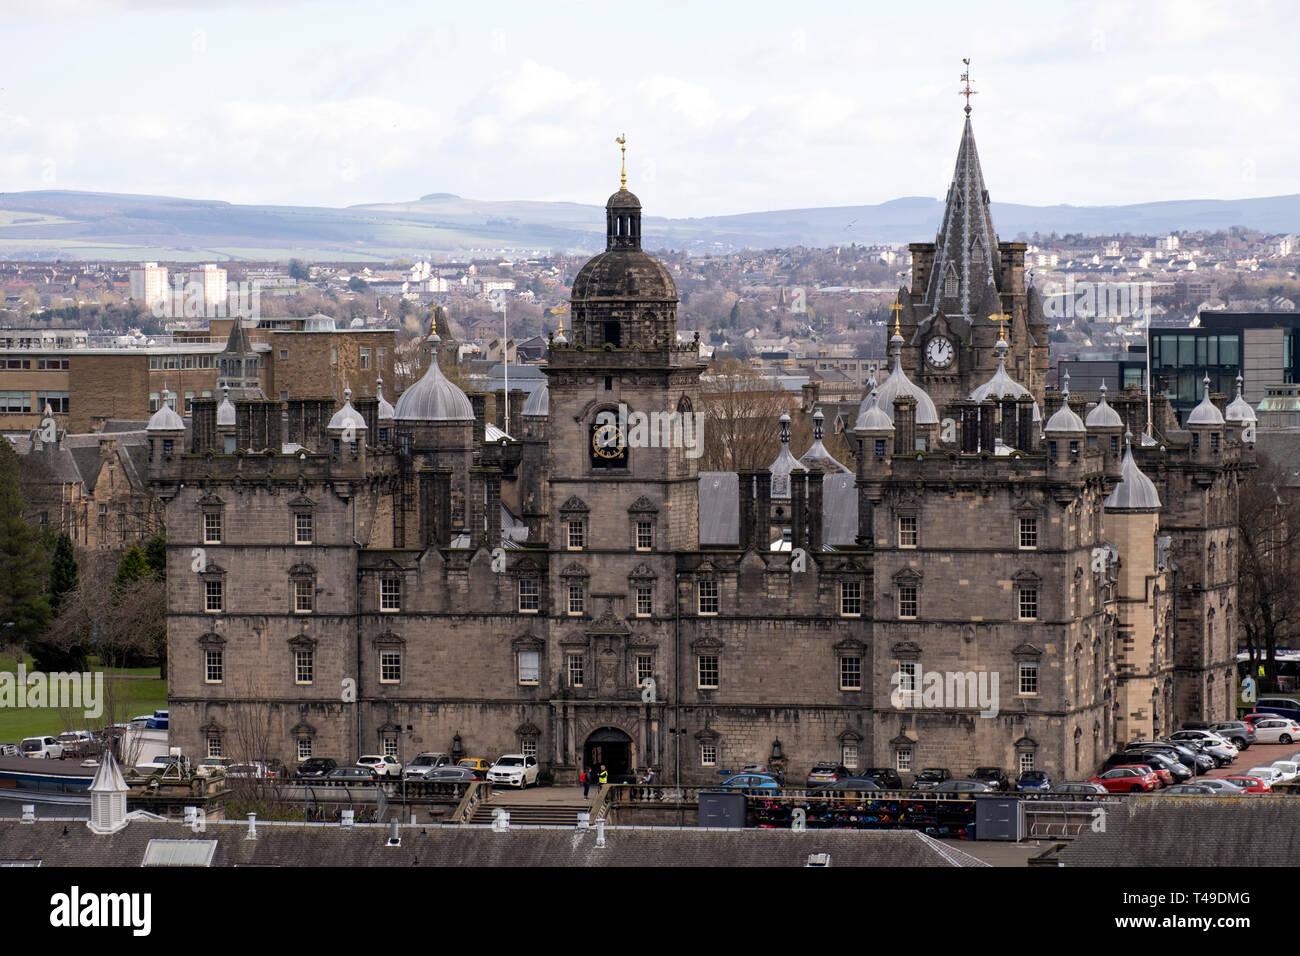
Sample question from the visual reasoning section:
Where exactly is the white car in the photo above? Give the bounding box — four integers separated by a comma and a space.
1251, 719, 1300, 745
357, 754, 403, 778
1271, 760, 1300, 783
1168, 730, 1238, 756
20, 736, 63, 759
1247, 766, 1286, 787
487, 754, 539, 788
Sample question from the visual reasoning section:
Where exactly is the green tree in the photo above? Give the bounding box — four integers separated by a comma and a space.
0, 441, 51, 651
288, 258, 310, 281
48, 533, 78, 616
347, 276, 370, 292
113, 544, 149, 594
143, 534, 166, 580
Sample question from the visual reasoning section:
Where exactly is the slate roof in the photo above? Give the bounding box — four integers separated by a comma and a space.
1060, 799, 1300, 867
0, 819, 988, 867
698, 471, 859, 548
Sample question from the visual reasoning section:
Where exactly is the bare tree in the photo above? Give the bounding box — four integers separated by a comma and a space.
698, 357, 802, 471
1237, 453, 1300, 688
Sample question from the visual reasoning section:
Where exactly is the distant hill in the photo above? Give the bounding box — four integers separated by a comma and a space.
0, 188, 1297, 261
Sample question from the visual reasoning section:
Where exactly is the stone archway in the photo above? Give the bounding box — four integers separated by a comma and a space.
584, 726, 634, 784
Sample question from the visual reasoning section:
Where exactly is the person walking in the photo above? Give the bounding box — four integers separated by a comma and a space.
598, 764, 609, 786
581, 765, 591, 798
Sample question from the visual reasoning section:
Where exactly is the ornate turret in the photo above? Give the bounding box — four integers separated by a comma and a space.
1225, 374, 1256, 444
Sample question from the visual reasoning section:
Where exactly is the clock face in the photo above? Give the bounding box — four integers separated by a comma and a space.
590, 419, 627, 468
925, 337, 954, 369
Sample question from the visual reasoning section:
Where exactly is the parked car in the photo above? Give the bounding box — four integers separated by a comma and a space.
1106, 755, 1172, 787
1193, 778, 1245, 794
934, 779, 993, 794
0, 743, 21, 758
805, 762, 851, 788
357, 754, 403, 779
815, 777, 881, 791
457, 758, 491, 779
135, 752, 186, 774
1129, 740, 1212, 774
1245, 766, 1286, 788
488, 754, 539, 788
1126, 750, 1192, 783
294, 757, 338, 779
325, 767, 378, 784
1256, 698, 1300, 723
20, 736, 63, 759
1161, 783, 1218, 795
971, 767, 1010, 791
403, 752, 453, 780
55, 731, 95, 758
911, 768, 952, 791
1222, 775, 1271, 793
196, 757, 234, 777
224, 763, 267, 779
741, 763, 785, 786
1088, 766, 1161, 793
863, 768, 903, 790
1167, 730, 1238, 758
1205, 721, 1254, 750
719, 773, 782, 794
1015, 770, 1052, 792
419, 766, 478, 784
1250, 718, 1300, 745
1270, 760, 1300, 783
1244, 712, 1286, 728
1046, 781, 1108, 798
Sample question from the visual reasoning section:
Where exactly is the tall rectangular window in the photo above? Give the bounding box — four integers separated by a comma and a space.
518, 578, 539, 613
840, 656, 862, 691
380, 576, 401, 612
360, 347, 371, 370
517, 650, 540, 685
635, 586, 653, 617
203, 512, 222, 544
568, 583, 585, 616
898, 515, 918, 548
637, 655, 653, 686
842, 744, 859, 771
896, 661, 918, 699
379, 650, 401, 684
698, 580, 719, 615
295, 650, 314, 685
207, 735, 223, 758
1019, 587, 1039, 621
636, 519, 653, 551
840, 581, 862, 617
895, 748, 913, 772
697, 655, 719, 689
294, 578, 313, 614
295, 512, 313, 545
1019, 661, 1039, 696
700, 744, 717, 767
567, 654, 585, 688
898, 585, 917, 619
1018, 517, 1038, 550
204, 650, 223, 684
1019, 752, 1035, 773
567, 520, 584, 550
205, 580, 223, 613
297, 739, 313, 761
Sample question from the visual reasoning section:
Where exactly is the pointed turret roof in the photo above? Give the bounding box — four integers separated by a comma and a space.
90, 749, 128, 793
923, 114, 1001, 320
799, 408, 851, 474
1105, 432, 1161, 511
223, 317, 254, 356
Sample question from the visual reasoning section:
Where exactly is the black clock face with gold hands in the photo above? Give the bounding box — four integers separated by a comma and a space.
590, 419, 627, 468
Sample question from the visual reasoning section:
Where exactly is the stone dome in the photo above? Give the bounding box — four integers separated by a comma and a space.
1044, 373, 1086, 435
216, 386, 236, 427
970, 339, 1042, 421
1084, 383, 1123, 429
853, 389, 895, 433
868, 349, 939, 426
147, 390, 185, 432
376, 378, 395, 422
1186, 374, 1224, 427
328, 388, 367, 432
1225, 375, 1256, 424
1105, 434, 1162, 510
522, 383, 549, 417
571, 249, 677, 302
394, 336, 474, 422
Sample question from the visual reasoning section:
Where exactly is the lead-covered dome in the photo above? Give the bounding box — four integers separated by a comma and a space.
522, 382, 549, 417
1044, 373, 1086, 435
147, 389, 185, 432
1225, 375, 1256, 425
328, 388, 367, 433
1105, 433, 1161, 510
571, 250, 676, 302
867, 331, 939, 426
1084, 383, 1123, 429
394, 335, 474, 422
970, 337, 1042, 421
1186, 374, 1225, 427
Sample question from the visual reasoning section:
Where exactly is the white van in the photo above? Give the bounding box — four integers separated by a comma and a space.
20, 736, 63, 759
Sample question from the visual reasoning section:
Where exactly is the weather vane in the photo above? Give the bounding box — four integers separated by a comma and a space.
960, 58, 976, 115
888, 301, 904, 337
616, 133, 627, 190
990, 311, 1011, 342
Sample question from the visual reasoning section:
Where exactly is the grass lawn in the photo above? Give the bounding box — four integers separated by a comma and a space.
0, 657, 166, 744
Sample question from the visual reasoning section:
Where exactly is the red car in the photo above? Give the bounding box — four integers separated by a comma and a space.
1244, 713, 1284, 727
1088, 766, 1161, 793
1222, 775, 1270, 793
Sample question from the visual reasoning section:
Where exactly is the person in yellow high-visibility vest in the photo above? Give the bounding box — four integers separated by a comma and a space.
598, 765, 608, 786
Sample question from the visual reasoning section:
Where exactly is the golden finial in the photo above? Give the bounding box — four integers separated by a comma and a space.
616, 133, 627, 190
557, 312, 564, 336
990, 311, 1010, 342
888, 301, 904, 337
430, 309, 437, 336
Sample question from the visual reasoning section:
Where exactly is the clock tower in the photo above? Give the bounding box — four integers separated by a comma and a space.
896, 68, 1049, 419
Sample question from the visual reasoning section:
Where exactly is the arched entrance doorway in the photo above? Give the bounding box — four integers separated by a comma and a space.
584, 727, 634, 783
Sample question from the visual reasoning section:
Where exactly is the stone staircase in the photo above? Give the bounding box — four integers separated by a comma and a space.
468, 792, 594, 826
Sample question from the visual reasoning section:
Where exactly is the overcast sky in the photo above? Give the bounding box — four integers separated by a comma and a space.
2, 0, 1295, 218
